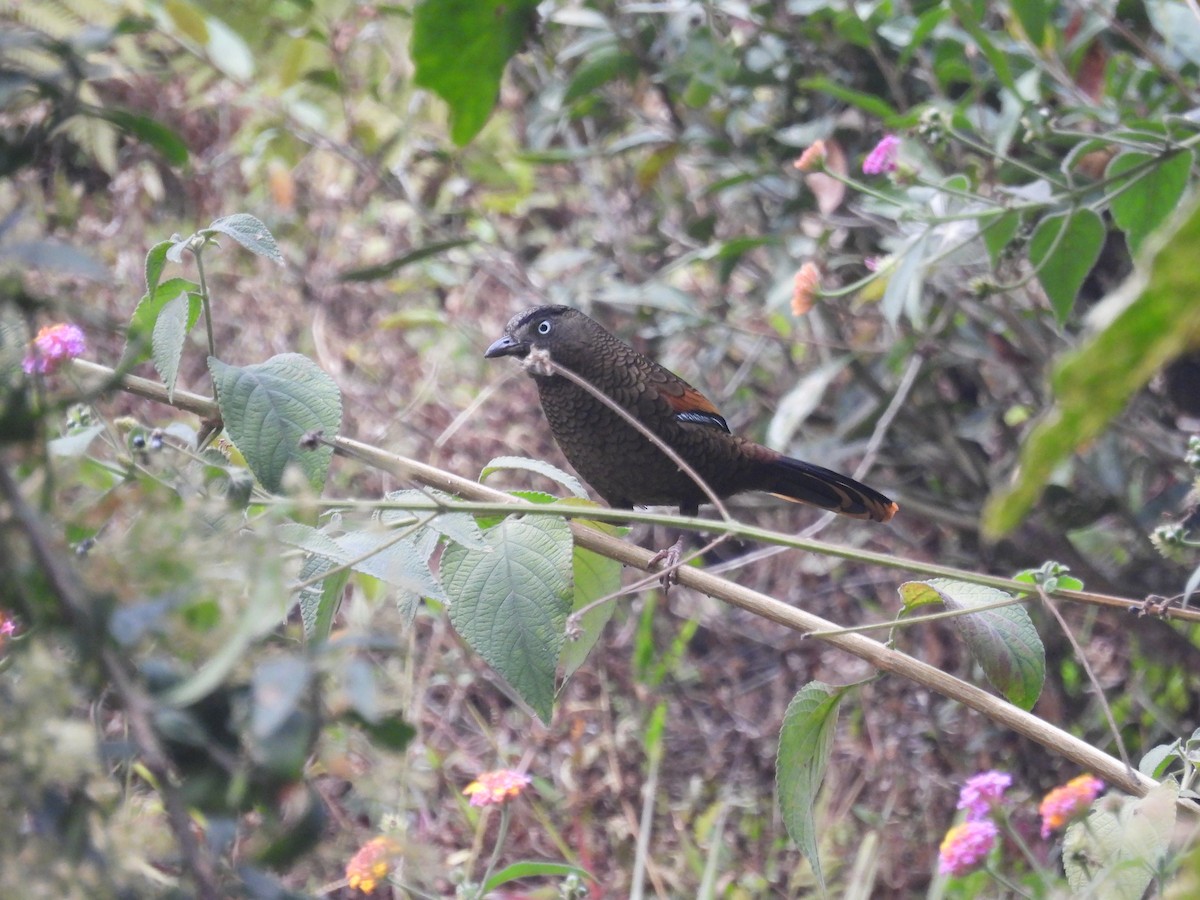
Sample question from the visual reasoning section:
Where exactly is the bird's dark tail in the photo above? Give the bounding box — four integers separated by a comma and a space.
764, 456, 898, 523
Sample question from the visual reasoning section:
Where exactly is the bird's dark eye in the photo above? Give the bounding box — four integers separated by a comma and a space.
537, 320, 552, 335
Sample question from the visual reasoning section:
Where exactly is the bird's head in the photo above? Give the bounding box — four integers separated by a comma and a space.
484, 305, 592, 368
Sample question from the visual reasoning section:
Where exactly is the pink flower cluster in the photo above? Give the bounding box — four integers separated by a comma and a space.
938, 770, 1106, 879
23, 322, 87, 375
939, 819, 999, 876
462, 768, 532, 808
938, 770, 1010, 876
957, 770, 1012, 820
862, 134, 900, 175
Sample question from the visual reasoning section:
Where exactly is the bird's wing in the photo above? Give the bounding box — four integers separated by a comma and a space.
649, 372, 730, 433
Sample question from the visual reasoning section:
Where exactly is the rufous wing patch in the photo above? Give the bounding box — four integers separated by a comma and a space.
664, 385, 730, 432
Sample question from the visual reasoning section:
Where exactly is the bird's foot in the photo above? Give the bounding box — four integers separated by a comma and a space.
648, 534, 686, 591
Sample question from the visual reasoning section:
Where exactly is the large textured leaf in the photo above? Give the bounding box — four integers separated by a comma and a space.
1107, 150, 1192, 254
295, 553, 346, 640
277, 522, 445, 601
1028, 209, 1105, 324
441, 516, 573, 722
152, 289, 202, 401
901, 579, 1044, 709
1063, 780, 1176, 900
776, 681, 851, 892
204, 214, 283, 264
380, 489, 489, 550
336, 530, 446, 601
411, 0, 540, 145
985, 195, 1200, 535
122, 276, 201, 366
209, 353, 342, 492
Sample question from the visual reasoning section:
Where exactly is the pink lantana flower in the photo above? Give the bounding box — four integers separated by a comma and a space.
1039, 774, 1104, 838
938, 819, 998, 876
862, 134, 901, 175
957, 770, 1012, 820
23, 322, 87, 375
463, 768, 532, 808
345, 835, 401, 895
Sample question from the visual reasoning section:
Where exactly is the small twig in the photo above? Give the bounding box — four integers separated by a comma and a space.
1036, 584, 1133, 774
531, 351, 732, 522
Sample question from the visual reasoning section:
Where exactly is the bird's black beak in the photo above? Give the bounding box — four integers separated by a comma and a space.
484, 334, 527, 359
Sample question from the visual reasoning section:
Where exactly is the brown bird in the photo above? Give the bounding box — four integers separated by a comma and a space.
485, 306, 897, 571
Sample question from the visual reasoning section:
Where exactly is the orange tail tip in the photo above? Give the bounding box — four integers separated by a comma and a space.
766, 456, 897, 523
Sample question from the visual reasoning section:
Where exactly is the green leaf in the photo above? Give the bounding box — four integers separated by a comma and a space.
643, 700, 667, 761
1138, 741, 1179, 779
1063, 780, 1176, 900
1107, 150, 1193, 255
564, 47, 639, 104
204, 213, 283, 264
441, 515, 573, 722
145, 240, 174, 295
164, 552, 288, 707
896, 580, 944, 613
152, 289, 202, 401
984, 195, 1200, 535
776, 681, 850, 892
295, 552, 346, 640
1147, 0, 1200, 66
482, 861, 595, 893
906, 578, 1044, 709
561, 520, 623, 680
337, 238, 475, 282
713, 236, 781, 284
481, 455, 588, 499
950, 0, 1016, 92
122, 276, 201, 366
881, 231, 929, 325
1011, 0, 1047, 45
48, 424, 105, 458
336, 530, 446, 600
798, 77, 899, 121
380, 488, 489, 550
982, 210, 1022, 269
277, 522, 445, 600
411, 0, 540, 145
348, 712, 416, 750
209, 353, 342, 492
101, 109, 189, 165
1028, 209, 1105, 324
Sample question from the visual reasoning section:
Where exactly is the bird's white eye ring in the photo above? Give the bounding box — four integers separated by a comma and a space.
537, 320, 552, 335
